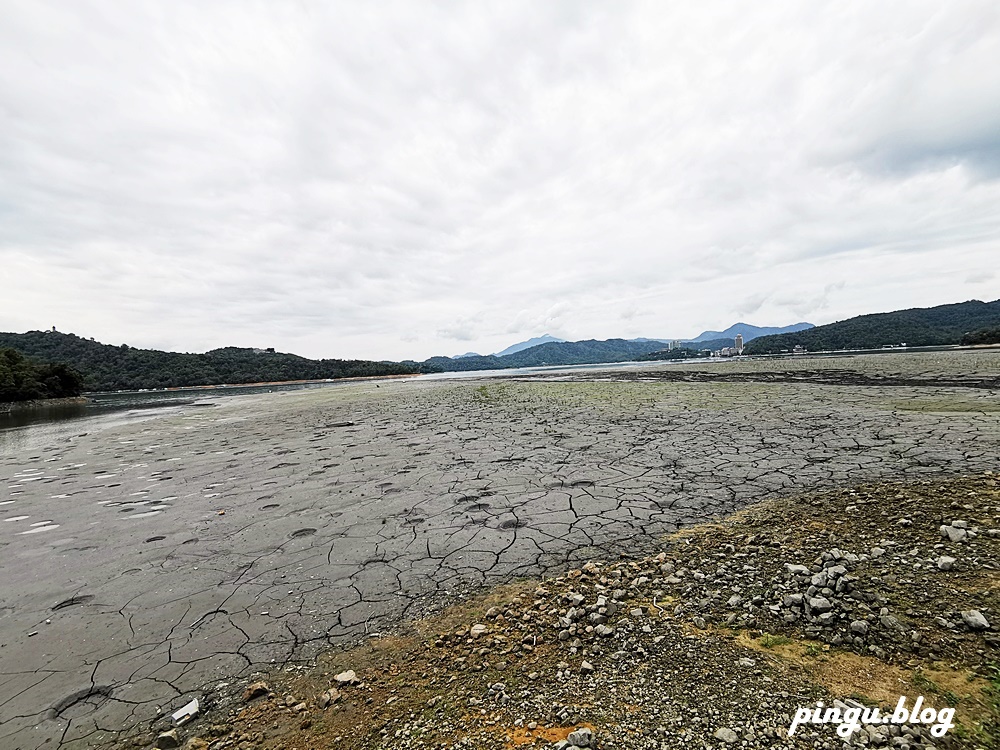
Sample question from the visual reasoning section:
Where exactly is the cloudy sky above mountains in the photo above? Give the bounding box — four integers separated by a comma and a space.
2, 1, 999, 360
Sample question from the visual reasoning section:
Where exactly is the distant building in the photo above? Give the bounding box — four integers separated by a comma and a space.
734, 334, 744, 355
793, 344, 806, 354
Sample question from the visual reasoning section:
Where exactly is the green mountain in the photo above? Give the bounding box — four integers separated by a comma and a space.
745, 299, 1000, 354
0, 331, 418, 392
1, 348, 84, 403
420, 338, 671, 372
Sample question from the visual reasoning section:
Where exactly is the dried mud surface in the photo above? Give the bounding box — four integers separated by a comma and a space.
0, 350, 998, 748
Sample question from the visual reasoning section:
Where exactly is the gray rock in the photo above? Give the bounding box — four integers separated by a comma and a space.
808, 596, 833, 614
580, 660, 595, 674
567, 726, 594, 747
155, 730, 180, 750
334, 669, 359, 685
936, 556, 956, 571
317, 688, 340, 708
961, 610, 990, 630
784, 564, 810, 576
783, 593, 804, 607
941, 525, 967, 543
713, 727, 739, 743
850, 620, 869, 635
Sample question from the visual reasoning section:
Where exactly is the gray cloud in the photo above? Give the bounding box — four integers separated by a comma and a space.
1, 1, 998, 360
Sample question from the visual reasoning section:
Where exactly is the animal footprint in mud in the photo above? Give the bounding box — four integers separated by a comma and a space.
144, 536, 166, 543
289, 528, 317, 538
499, 519, 527, 529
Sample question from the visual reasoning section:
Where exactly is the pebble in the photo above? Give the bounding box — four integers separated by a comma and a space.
713, 727, 739, 743
961, 609, 990, 630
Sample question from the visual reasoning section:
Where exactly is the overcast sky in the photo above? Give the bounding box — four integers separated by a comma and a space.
2, 1, 998, 360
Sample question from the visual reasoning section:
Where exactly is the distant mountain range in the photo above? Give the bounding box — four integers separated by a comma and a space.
745, 299, 1000, 354
690, 322, 814, 342
422, 339, 669, 372
482, 323, 811, 363
493, 334, 566, 357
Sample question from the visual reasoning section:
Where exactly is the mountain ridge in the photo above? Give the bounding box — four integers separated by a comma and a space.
692, 322, 814, 342
745, 299, 1000, 354
0, 331, 417, 392
493, 334, 567, 357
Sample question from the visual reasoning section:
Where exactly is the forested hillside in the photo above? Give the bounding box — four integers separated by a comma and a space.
0, 348, 84, 402
0, 332, 418, 392
419, 338, 670, 372
745, 300, 1000, 354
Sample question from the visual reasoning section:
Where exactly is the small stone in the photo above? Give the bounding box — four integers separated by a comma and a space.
293, 702, 308, 713
941, 525, 968, 543
714, 727, 739, 744
184, 739, 209, 750
580, 660, 595, 674
334, 670, 359, 685
808, 596, 833, 614
961, 610, 990, 630
155, 730, 180, 750
317, 688, 341, 708
470, 623, 488, 638
567, 726, 594, 747
850, 620, 869, 635
241, 682, 269, 702
936, 556, 956, 571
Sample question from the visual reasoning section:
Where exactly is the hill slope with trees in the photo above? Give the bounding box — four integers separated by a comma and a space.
418, 339, 673, 372
0, 332, 418, 392
0, 348, 85, 402
745, 299, 1000, 354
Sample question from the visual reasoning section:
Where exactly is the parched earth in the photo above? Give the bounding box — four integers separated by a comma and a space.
181, 474, 1000, 750
0, 350, 998, 749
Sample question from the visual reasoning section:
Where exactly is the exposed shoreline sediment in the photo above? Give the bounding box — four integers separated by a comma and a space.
1, 349, 998, 749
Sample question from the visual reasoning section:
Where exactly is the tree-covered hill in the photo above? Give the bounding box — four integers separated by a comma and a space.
0, 332, 418, 392
0, 348, 85, 402
745, 299, 1000, 354
418, 338, 674, 372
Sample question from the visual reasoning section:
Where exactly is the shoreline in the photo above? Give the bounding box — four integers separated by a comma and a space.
0, 395, 91, 414
82, 372, 421, 396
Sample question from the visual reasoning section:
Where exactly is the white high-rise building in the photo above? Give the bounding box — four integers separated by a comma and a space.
734, 334, 744, 355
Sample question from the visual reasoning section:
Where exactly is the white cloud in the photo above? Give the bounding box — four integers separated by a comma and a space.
1, 1, 998, 360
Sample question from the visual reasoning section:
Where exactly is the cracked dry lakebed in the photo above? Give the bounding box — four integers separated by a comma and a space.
1, 350, 999, 749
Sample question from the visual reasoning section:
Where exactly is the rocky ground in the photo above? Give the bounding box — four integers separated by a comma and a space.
144, 473, 999, 750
